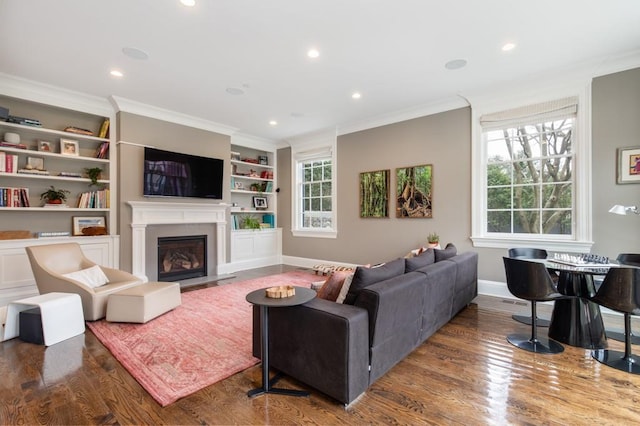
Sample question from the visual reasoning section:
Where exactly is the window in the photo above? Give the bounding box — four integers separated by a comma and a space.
472, 95, 592, 251
292, 144, 337, 238
300, 159, 333, 229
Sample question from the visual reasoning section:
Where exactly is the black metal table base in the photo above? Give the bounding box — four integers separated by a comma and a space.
247, 372, 310, 398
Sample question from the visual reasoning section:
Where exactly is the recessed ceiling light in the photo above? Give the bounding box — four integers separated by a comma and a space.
502, 42, 516, 52
122, 47, 149, 60
444, 59, 467, 70
307, 49, 320, 59
352, 92, 362, 100
110, 70, 124, 78
226, 87, 245, 95
269, 120, 278, 126
180, 0, 196, 6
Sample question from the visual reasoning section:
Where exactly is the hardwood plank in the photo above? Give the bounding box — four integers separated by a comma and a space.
2, 266, 640, 425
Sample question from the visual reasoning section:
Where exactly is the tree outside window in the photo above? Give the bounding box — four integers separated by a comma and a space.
300, 159, 333, 229
485, 118, 574, 236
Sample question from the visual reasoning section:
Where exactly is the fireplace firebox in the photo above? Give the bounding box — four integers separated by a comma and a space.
157, 235, 207, 281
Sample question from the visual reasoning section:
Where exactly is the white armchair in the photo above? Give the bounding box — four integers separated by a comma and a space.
25, 243, 143, 321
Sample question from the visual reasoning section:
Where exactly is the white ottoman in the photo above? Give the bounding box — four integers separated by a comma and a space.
106, 282, 181, 323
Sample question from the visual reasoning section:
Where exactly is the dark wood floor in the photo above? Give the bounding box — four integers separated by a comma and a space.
2, 265, 640, 425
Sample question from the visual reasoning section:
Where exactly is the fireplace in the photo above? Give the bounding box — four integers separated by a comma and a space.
157, 235, 207, 281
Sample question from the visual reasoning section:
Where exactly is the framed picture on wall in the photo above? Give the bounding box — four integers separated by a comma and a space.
359, 169, 390, 218
396, 164, 433, 218
617, 146, 640, 184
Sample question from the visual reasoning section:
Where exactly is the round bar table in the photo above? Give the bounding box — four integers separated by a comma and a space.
546, 263, 609, 349
246, 286, 316, 398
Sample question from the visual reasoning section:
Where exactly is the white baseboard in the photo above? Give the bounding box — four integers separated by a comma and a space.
281, 255, 359, 270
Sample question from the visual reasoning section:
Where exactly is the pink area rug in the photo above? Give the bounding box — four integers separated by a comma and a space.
87, 270, 318, 406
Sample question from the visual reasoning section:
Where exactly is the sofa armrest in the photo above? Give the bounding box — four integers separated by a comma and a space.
354, 272, 425, 383
252, 298, 369, 405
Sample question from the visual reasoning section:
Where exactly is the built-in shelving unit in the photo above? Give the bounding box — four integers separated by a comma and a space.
0, 92, 115, 236
229, 138, 281, 270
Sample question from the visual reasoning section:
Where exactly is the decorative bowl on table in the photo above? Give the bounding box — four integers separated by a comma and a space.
265, 285, 295, 298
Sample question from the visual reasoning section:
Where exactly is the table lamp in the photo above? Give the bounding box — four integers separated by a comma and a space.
609, 205, 639, 215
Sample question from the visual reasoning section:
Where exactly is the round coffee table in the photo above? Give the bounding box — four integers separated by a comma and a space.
246, 286, 316, 398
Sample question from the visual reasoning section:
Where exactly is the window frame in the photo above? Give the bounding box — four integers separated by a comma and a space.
471, 87, 593, 252
291, 141, 337, 239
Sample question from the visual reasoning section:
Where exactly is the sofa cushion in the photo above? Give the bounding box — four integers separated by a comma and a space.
335, 273, 355, 304
317, 271, 351, 302
405, 248, 435, 272
434, 243, 457, 262
62, 265, 109, 288
344, 258, 405, 305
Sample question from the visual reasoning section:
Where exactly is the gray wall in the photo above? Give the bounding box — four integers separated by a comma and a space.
280, 107, 473, 265
116, 112, 230, 272
279, 67, 640, 283
592, 67, 640, 257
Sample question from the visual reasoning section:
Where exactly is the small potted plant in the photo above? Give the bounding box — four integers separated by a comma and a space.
241, 215, 262, 230
40, 186, 70, 205
85, 167, 104, 187
427, 232, 440, 248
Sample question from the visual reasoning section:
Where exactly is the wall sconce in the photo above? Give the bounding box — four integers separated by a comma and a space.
609, 205, 640, 215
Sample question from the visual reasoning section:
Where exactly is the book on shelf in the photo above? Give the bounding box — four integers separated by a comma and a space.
0, 187, 29, 207
98, 118, 110, 138
95, 141, 109, 159
17, 169, 50, 176
43, 203, 69, 208
0, 152, 19, 173
77, 189, 110, 209
0, 141, 28, 149
58, 171, 83, 178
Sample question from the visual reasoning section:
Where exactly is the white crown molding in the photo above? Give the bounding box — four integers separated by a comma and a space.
231, 132, 278, 151
336, 96, 469, 136
0, 73, 113, 117
110, 95, 238, 136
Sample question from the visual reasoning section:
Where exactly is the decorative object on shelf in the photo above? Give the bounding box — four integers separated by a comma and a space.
396, 164, 433, 218
253, 196, 268, 210
265, 285, 295, 298
72, 216, 107, 236
617, 146, 640, 184
38, 140, 53, 152
2, 132, 20, 144
63, 126, 94, 136
231, 151, 241, 161
0, 230, 32, 240
249, 182, 263, 192
260, 170, 273, 179
40, 186, 70, 205
60, 138, 79, 156
258, 155, 268, 165
84, 167, 104, 187
98, 119, 110, 138
360, 169, 390, 218
36, 231, 71, 238
243, 158, 259, 164
6, 115, 41, 127
248, 169, 259, 177
234, 181, 244, 190
427, 232, 439, 248
26, 157, 45, 171
241, 215, 262, 230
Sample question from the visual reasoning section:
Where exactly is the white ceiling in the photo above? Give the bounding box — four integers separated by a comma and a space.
1, 0, 640, 142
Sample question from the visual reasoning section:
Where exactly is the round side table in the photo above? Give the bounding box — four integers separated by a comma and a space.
246, 286, 316, 397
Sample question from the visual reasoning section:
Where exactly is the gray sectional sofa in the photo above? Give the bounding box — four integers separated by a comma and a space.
252, 246, 478, 405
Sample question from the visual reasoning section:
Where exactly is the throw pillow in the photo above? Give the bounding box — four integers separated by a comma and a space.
344, 257, 405, 305
405, 248, 435, 272
62, 265, 109, 289
335, 272, 355, 304
317, 271, 350, 302
434, 243, 457, 262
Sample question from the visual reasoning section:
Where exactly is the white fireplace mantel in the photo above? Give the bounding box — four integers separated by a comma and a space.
128, 201, 228, 281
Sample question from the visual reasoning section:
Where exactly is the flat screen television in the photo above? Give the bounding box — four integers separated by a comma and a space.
143, 147, 224, 199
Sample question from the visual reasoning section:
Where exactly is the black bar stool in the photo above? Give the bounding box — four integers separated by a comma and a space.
508, 248, 553, 327
503, 257, 564, 354
605, 254, 640, 344
591, 267, 640, 374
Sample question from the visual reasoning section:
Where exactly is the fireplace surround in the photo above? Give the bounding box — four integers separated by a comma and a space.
128, 201, 228, 281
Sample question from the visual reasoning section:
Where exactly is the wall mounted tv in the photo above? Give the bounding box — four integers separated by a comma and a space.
143, 147, 224, 199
